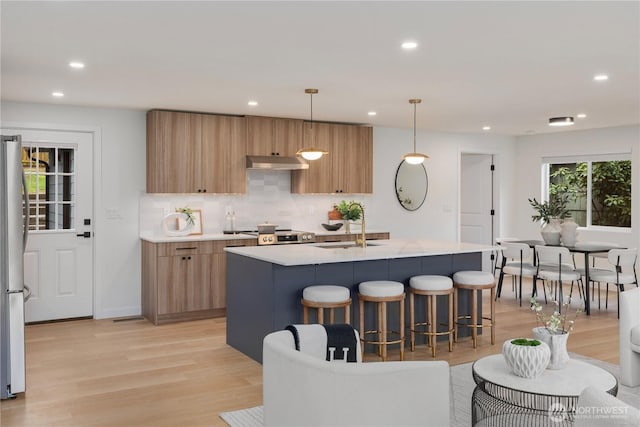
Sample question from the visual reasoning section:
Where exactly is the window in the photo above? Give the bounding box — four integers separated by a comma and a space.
22, 144, 76, 231
542, 155, 631, 228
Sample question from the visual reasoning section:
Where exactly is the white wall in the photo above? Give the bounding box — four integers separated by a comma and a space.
2, 100, 514, 319
509, 125, 639, 252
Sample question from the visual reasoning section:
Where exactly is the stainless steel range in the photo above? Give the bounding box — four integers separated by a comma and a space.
245, 229, 316, 245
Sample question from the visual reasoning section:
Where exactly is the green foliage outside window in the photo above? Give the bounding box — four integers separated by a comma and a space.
549, 160, 631, 228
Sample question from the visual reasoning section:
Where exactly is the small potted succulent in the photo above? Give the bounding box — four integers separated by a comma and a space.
502, 337, 551, 379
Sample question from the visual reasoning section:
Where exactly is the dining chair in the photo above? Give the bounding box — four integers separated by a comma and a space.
497, 242, 537, 306
493, 237, 521, 293
573, 241, 622, 309
589, 248, 638, 318
534, 245, 582, 311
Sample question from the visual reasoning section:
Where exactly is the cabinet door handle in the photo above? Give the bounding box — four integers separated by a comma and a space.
176, 247, 197, 251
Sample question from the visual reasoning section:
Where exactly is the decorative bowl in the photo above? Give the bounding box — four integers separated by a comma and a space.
321, 223, 343, 231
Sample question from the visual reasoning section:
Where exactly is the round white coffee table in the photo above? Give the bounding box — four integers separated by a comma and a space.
471, 354, 618, 426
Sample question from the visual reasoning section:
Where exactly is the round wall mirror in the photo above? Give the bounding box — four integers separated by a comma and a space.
395, 160, 428, 211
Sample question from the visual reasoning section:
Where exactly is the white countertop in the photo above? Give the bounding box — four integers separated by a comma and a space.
224, 238, 495, 266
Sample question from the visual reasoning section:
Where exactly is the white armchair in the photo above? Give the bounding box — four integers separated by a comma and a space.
263, 327, 450, 427
620, 287, 640, 387
575, 386, 640, 426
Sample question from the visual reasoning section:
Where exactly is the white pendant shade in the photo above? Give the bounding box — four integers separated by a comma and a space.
403, 152, 428, 165
297, 148, 328, 161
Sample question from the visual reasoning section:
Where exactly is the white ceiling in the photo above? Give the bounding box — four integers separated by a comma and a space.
1, 1, 639, 136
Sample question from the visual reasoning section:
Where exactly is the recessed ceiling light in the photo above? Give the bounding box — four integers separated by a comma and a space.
482, 126, 491, 131
593, 74, 609, 81
69, 61, 85, 69
368, 111, 377, 116
247, 101, 258, 107
401, 41, 418, 49
548, 116, 574, 127
52, 91, 64, 98
577, 113, 587, 119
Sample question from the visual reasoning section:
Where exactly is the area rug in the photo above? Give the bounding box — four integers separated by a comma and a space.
219, 355, 640, 427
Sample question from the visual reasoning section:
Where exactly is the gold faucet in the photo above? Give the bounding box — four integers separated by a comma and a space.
347, 202, 366, 248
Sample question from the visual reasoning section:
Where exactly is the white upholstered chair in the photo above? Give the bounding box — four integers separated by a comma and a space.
589, 248, 638, 318
498, 242, 537, 306
620, 287, 640, 387
262, 327, 450, 426
535, 245, 582, 307
575, 386, 640, 426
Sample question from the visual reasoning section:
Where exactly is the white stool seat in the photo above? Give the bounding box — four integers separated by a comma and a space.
453, 271, 495, 286
359, 280, 404, 298
303, 285, 350, 303
410, 275, 453, 291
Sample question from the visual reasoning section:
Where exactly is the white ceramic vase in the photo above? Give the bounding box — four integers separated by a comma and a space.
160, 212, 194, 237
560, 218, 579, 247
532, 327, 570, 370
541, 218, 562, 245
502, 339, 551, 379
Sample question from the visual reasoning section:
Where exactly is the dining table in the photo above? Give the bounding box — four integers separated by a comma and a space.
498, 240, 620, 315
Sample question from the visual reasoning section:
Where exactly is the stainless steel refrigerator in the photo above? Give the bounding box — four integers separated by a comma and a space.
1, 134, 29, 399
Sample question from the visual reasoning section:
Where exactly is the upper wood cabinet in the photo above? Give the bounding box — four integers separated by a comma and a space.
147, 110, 247, 193
246, 116, 303, 157
291, 122, 372, 194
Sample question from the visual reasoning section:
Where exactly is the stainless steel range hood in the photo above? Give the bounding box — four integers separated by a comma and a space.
246, 155, 309, 170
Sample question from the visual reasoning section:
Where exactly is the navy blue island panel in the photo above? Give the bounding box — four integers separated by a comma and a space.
226, 251, 482, 363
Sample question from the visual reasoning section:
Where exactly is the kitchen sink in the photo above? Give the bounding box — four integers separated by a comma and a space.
314, 242, 381, 249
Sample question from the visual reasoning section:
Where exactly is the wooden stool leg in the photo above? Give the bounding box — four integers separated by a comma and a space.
303, 304, 309, 324
453, 288, 459, 342
431, 295, 437, 358
377, 302, 383, 357
399, 296, 405, 361
448, 292, 453, 352
318, 307, 324, 324
381, 302, 388, 361
329, 308, 335, 324
471, 289, 478, 348
426, 295, 432, 348
345, 303, 350, 325
359, 298, 365, 360
491, 286, 496, 345
409, 291, 415, 351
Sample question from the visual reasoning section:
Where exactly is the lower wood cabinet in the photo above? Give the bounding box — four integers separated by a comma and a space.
142, 238, 256, 325
315, 232, 389, 243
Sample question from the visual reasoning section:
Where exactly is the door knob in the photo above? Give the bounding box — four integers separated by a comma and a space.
76, 231, 91, 238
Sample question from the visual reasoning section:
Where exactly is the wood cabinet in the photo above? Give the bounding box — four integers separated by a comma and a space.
314, 232, 389, 244
291, 122, 372, 194
246, 116, 303, 157
142, 238, 256, 325
146, 110, 247, 194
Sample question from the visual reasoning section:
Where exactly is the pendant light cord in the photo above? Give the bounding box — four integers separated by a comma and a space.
413, 102, 417, 151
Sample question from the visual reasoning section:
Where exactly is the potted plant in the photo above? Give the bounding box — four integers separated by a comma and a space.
334, 200, 363, 234
530, 297, 582, 369
502, 338, 551, 379
528, 195, 570, 245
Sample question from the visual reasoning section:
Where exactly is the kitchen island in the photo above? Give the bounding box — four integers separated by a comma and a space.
225, 239, 495, 362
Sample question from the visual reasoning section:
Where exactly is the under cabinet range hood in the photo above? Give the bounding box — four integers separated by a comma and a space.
246, 155, 309, 170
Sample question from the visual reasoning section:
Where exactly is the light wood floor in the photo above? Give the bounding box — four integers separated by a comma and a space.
1, 279, 622, 426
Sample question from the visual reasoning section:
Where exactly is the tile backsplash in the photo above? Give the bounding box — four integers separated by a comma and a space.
139, 170, 372, 235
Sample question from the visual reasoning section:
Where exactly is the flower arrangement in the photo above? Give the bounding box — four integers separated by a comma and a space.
530, 297, 582, 334
528, 194, 570, 224
175, 207, 195, 225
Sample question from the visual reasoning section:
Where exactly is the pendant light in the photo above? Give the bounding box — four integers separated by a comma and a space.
296, 88, 328, 161
403, 98, 429, 165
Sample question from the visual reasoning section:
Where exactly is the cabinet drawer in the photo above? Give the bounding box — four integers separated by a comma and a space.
157, 241, 214, 256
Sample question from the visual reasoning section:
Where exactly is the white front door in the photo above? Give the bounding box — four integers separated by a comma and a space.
2, 128, 94, 322
460, 153, 494, 256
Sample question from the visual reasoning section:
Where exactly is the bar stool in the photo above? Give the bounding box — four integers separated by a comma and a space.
358, 280, 405, 361
408, 275, 454, 357
453, 271, 496, 348
301, 285, 351, 324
